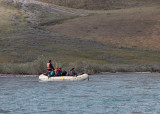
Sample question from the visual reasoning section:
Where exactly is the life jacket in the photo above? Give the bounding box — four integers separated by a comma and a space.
55, 69, 59, 76
57, 70, 60, 76
47, 63, 52, 70
69, 71, 72, 76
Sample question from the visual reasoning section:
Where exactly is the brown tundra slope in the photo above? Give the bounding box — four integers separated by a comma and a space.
46, 6, 160, 51
38, 0, 160, 10
37, 0, 160, 51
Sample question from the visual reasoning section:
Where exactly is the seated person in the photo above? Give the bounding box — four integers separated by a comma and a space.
71, 68, 77, 76
59, 67, 62, 76
54, 68, 59, 76
67, 68, 77, 76
55, 67, 63, 76
62, 71, 67, 76
50, 70, 55, 76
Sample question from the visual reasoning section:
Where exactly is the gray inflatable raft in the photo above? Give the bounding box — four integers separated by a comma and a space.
39, 74, 89, 81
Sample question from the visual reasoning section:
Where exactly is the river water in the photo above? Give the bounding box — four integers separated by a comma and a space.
0, 73, 160, 113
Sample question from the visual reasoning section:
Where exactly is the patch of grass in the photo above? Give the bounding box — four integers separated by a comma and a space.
0, 56, 47, 74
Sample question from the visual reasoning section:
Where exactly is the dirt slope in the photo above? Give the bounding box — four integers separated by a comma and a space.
37, 0, 160, 10
47, 6, 160, 51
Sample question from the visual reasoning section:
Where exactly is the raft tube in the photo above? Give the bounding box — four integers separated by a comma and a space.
39, 74, 89, 81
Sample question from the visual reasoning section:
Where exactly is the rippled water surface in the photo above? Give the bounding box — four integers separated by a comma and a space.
1, 73, 160, 113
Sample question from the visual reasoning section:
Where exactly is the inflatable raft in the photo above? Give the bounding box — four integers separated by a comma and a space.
39, 73, 89, 81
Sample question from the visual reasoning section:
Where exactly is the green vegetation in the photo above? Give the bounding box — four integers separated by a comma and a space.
0, 56, 160, 75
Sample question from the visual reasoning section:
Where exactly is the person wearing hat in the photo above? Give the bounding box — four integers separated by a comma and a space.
59, 67, 62, 76
54, 67, 62, 76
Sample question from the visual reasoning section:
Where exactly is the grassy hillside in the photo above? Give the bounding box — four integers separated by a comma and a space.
38, 0, 160, 10
0, 2, 26, 35
47, 6, 160, 51
0, 1, 27, 63
0, 0, 160, 74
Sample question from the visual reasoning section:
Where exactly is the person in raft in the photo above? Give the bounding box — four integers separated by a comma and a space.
59, 67, 62, 76
55, 67, 63, 76
47, 60, 55, 76
67, 68, 77, 76
54, 67, 67, 76
54, 68, 59, 76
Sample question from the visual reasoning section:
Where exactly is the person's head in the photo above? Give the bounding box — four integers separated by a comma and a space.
71, 68, 74, 70
49, 60, 51, 63
59, 67, 62, 70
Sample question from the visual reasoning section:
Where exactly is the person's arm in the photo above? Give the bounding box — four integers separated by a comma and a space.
50, 64, 55, 70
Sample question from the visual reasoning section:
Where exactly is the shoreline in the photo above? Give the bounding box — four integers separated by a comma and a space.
0, 74, 38, 77
0, 72, 159, 77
